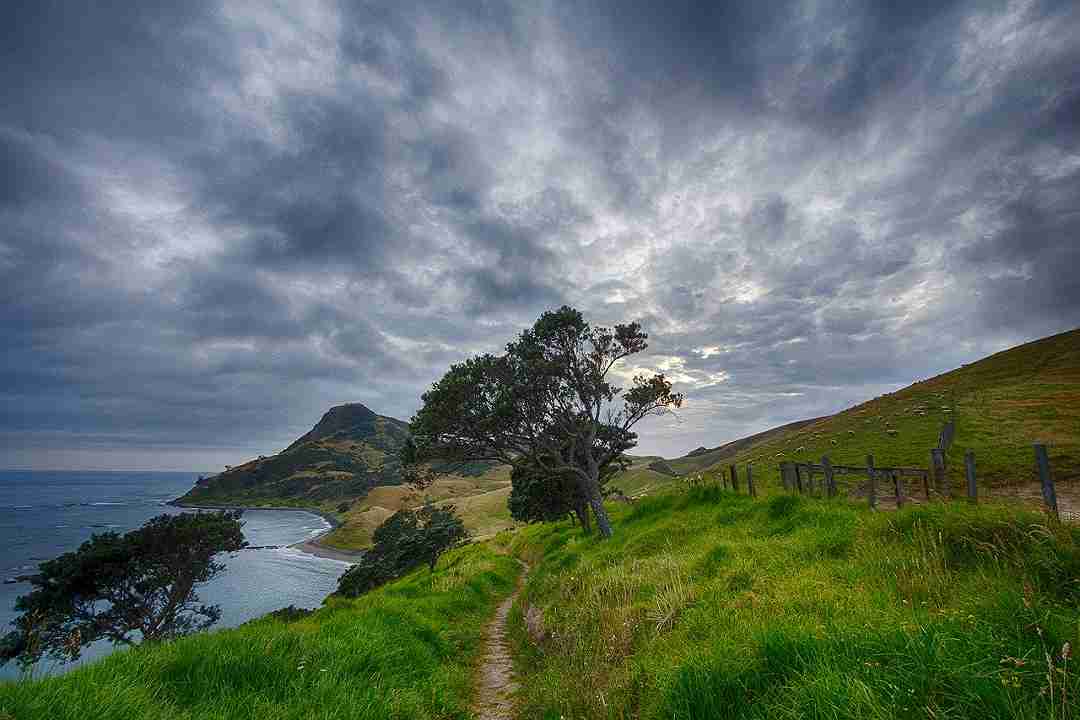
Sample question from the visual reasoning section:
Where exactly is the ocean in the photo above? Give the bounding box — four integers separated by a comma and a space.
0, 470, 352, 679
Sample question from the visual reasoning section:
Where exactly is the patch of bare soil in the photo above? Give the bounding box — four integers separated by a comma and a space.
473, 561, 528, 720
989, 482, 1080, 523
847, 480, 1080, 523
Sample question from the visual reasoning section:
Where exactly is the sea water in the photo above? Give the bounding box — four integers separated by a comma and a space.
0, 470, 352, 679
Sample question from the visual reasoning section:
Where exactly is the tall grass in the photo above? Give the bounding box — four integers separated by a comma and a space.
0, 543, 519, 720
508, 490, 1080, 719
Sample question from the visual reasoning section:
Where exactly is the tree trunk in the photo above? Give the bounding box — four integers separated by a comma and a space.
574, 500, 592, 534
584, 477, 613, 538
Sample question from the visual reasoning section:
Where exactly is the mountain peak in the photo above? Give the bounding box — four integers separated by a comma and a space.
285, 403, 386, 451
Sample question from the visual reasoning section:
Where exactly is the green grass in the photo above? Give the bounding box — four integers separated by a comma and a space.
617, 328, 1080, 500
508, 489, 1080, 719
0, 543, 520, 720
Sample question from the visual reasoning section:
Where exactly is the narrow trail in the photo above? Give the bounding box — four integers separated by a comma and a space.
473, 561, 528, 720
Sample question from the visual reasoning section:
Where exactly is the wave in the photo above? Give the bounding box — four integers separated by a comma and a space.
2, 501, 129, 511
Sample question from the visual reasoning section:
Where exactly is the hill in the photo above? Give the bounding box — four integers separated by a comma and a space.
506, 488, 1080, 718
176, 402, 516, 547
613, 327, 1080, 508
177, 403, 410, 509
319, 466, 515, 550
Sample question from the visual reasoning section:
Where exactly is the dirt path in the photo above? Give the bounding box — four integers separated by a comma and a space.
474, 561, 528, 720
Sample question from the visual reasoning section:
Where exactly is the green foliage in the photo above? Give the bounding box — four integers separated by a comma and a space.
1, 512, 245, 670
508, 491, 1080, 719
337, 502, 468, 597
263, 605, 313, 624
0, 544, 520, 720
407, 305, 682, 538
508, 462, 578, 523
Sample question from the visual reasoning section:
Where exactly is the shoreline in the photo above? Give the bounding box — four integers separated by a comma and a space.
169, 500, 364, 564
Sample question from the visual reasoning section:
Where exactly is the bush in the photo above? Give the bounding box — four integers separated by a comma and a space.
336, 502, 467, 598
266, 605, 313, 623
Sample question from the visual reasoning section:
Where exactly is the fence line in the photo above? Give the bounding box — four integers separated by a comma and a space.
689, 420, 1064, 522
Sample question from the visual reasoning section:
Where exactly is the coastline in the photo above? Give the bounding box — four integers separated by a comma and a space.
169, 500, 364, 564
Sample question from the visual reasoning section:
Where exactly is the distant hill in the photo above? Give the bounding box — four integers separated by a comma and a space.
666, 417, 825, 475
176, 402, 515, 549
616, 327, 1080, 500
177, 403, 410, 508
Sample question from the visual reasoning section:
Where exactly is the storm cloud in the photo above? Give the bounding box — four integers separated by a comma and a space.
3, 0, 1078, 469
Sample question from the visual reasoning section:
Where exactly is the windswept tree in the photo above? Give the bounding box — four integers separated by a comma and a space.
336, 501, 468, 597
0, 511, 246, 669
406, 306, 682, 538
509, 447, 629, 532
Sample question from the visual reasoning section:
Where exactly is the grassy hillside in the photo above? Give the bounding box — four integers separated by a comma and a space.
320, 467, 516, 550
177, 402, 516, 550
666, 418, 823, 476
177, 403, 410, 511
0, 543, 520, 720
620, 328, 1080, 506
508, 488, 1080, 719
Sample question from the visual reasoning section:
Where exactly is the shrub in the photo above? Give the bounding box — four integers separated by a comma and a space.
336, 502, 468, 598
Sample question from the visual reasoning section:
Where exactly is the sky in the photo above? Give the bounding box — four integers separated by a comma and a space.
2, 0, 1079, 471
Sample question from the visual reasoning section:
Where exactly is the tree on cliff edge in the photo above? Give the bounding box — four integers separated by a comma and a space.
0, 511, 245, 669
405, 306, 682, 538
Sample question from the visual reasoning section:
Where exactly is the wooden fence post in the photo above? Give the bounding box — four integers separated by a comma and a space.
821, 456, 836, 497
1034, 444, 1059, 520
964, 451, 977, 502
867, 454, 877, 510
938, 421, 955, 451
730, 464, 738, 493
747, 463, 756, 498
893, 470, 904, 508
780, 462, 793, 492
930, 449, 947, 499
794, 464, 804, 494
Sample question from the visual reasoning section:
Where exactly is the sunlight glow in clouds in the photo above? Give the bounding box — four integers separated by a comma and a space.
1, 0, 1079, 468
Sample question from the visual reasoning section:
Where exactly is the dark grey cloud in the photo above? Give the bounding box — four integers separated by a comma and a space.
2, 0, 1079, 469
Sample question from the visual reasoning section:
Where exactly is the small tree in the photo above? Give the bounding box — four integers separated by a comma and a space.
0, 511, 246, 669
407, 306, 682, 537
415, 502, 468, 571
336, 502, 468, 597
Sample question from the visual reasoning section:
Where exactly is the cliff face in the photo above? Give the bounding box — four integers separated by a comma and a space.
177, 403, 410, 508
